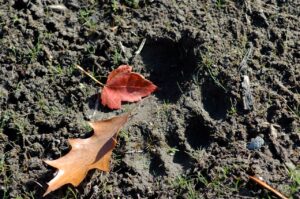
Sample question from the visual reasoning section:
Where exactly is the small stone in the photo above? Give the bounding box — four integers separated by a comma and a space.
247, 136, 264, 150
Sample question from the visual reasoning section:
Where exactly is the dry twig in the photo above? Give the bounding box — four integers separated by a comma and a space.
249, 175, 288, 199
239, 43, 253, 73
135, 38, 146, 55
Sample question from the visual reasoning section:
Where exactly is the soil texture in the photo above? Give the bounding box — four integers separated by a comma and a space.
0, 0, 299, 198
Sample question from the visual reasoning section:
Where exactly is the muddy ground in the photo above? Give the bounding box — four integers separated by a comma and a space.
0, 0, 299, 198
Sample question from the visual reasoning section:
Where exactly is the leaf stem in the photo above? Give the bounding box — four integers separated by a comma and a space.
75, 65, 105, 87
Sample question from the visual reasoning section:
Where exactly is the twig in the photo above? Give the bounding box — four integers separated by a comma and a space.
118, 41, 126, 55
239, 43, 253, 73
118, 41, 128, 62
48, 4, 68, 11
129, 38, 147, 65
75, 65, 104, 87
135, 38, 146, 55
125, 150, 144, 154
33, 180, 44, 188
249, 175, 288, 199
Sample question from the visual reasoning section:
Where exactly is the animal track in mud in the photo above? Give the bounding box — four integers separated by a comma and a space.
185, 115, 212, 150
140, 38, 230, 121
141, 38, 197, 102
164, 122, 192, 168
138, 37, 218, 174
201, 81, 230, 120
149, 154, 167, 176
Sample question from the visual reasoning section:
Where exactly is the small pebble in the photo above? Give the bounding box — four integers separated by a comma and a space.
247, 136, 264, 150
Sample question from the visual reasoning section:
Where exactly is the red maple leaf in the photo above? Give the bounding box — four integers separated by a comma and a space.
101, 65, 157, 109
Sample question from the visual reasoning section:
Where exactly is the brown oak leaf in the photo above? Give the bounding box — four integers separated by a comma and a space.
43, 113, 129, 196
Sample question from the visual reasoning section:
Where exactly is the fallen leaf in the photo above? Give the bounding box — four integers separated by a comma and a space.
101, 65, 157, 109
43, 114, 129, 196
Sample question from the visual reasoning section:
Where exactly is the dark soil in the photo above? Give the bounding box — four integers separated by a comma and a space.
0, 0, 299, 198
